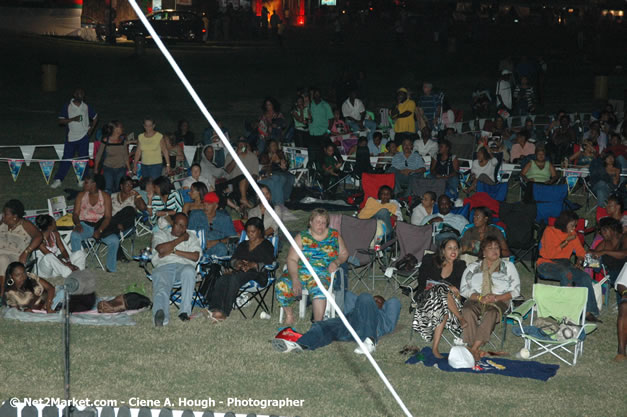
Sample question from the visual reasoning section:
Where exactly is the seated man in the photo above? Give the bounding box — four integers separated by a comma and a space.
342, 89, 378, 143
368, 131, 388, 156
196, 192, 236, 257
614, 264, 627, 362
358, 185, 402, 237
388, 137, 426, 197
151, 213, 201, 326
272, 292, 401, 354
420, 194, 468, 243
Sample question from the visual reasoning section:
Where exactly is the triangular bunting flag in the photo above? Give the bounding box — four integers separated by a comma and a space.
8, 159, 24, 182
39, 160, 55, 184
183, 145, 197, 166
564, 171, 580, 192
72, 159, 88, 182
53, 144, 65, 160
20, 145, 36, 167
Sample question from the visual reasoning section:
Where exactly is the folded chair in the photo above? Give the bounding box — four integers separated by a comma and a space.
508, 283, 597, 366
340, 215, 386, 291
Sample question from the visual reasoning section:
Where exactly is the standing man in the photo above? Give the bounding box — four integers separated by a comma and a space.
495, 70, 513, 116
417, 82, 442, 131
308, 88, 334, 166
342, 89, 377, 143
51, 88, 98, 189
151, 213, 201, 326
390, 87, 416, 144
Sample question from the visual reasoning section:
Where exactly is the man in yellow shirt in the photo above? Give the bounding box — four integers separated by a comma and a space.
391, 87, 416, 144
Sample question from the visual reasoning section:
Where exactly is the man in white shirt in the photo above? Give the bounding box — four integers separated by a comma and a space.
51, 88, 98, 188
342, 90, 377, 142
420, 195, 468, 242
151, 213, 201, 326
413, 128, 439, 159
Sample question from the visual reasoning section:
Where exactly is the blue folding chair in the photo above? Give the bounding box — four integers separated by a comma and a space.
477, 181, 509, 202
533, 184, 568, 224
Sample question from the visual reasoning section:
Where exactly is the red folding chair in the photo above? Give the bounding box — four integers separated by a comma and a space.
360, 173, 395, 209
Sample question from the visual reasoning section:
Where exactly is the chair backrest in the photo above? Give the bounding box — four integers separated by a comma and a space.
447, 133, 475, 160
340, 215, 378, 265
533, 184, 568, 223
360, 173, 395, 209
395, 221, 433, 262
476, 181, 509, 202
47, 196, 68, 218
408, 177, 447, 200
533, 284, 588, 324
596, 206, 627, 222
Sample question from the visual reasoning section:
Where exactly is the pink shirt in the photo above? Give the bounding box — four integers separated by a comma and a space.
510, 141, 535, 162
80, 191, 105, 223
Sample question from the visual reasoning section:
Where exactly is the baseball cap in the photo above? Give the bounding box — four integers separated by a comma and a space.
203, 192, 220, 204
397, 87, 408, 93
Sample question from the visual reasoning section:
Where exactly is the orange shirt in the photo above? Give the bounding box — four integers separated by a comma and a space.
537, 226, 585, 265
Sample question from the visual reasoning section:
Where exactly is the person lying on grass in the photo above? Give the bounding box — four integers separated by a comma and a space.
272, 291, 401, 355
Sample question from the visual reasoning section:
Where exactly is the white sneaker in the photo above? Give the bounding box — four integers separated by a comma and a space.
272, 338, 303, 353
354, 337, 376, 355
50, 179, 62, 189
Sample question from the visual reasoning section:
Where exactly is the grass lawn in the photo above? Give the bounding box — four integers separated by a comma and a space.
0, 30, 626, 416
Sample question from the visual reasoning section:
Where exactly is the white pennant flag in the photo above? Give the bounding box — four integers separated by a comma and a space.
21, 145, 36, 166
183, 145, 197, 166
53, 144, 65, 160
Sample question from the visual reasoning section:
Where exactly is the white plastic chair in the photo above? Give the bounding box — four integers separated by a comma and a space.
278, 270, 337, 323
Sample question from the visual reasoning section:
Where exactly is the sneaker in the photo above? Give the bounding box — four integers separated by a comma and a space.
154, 309, 165, 327
354, 337, 376, 355
275, 327, 303, 342
50, 179, 62, 189
272, 338, 303, 353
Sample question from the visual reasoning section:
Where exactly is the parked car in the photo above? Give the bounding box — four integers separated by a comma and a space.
118, 10, 204, 41
81, 15, 109, 41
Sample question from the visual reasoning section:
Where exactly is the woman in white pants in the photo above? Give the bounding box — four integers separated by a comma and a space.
35, 215, 86, 278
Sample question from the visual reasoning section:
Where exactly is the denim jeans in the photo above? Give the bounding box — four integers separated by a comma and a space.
54, 134, 90, 181
70, 221, 120, 272
592, 180, 614, 207
537, 260, 599, 315
103, 166, 127, 193
372, 208, 393, 237
259, 171, 295, 205
151, 263, 196, 325
141, 163, 163, 180
347, 119, 378, 142
297, 293, 401, 350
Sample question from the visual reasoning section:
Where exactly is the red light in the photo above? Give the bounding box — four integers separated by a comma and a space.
202, 29, 206, 32
297, 16, 305, 25
369, 7, 373, 11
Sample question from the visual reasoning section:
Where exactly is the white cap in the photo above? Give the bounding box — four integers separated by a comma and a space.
448, 346, 475, 369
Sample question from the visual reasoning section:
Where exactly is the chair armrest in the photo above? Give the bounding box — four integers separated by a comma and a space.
262, 262, 278, 272
506, 299, 535, 328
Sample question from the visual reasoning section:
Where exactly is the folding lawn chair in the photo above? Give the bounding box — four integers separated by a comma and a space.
499, 202, 539, 273
407, 177, 447, 201
83, 229, 132, 271
340, 215, 387, 291
508, 284, 598, 366
533, 183, 568, 224
388, 222, 433, 289
359, 173, 395, 209
232, 231, 280, 319
476, 181, 509, 202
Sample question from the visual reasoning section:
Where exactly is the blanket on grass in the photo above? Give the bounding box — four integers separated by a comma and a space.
1, 304, 147, 326
406, 347, 559, 381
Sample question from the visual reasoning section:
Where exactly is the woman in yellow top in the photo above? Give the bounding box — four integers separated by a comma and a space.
133, 118, 170, 180
520, 147, 558, 203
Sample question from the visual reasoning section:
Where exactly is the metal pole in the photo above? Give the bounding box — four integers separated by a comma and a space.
64, 289, 71, 416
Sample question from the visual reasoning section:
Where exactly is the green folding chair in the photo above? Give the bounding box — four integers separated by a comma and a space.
508, 283, 598, 366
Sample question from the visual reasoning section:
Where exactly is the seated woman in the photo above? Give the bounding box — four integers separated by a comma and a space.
357, 185, 402, 237
460, 207, 510, 259
257, 97, 286, 152
605, 195, 627, 233
460, 236, 520, 361
2, 262, 95, 313
35, 215, 86, 279
536, 210, 601, 322
258, 140, 295, 208
207, 217, 275, 322
183, 181, 210, 217
430, 139, 460, 200
245, 184, 279, 237
276, 208, 349, 325
104, 176, 146, 240
589, 217, 627, 287
520, 147, 558, 203
569, 139, 597, 167
70, 174, 120, 273
410, 191, 436, 226
590, 152, 622, 208
149, 176, 183, 227
0, 199, 43, 290
468, 147, 499, 191
412, 238, 467, 358
320, 143, 344, 187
